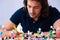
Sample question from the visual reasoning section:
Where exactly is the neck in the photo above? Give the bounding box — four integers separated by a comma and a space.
33, 15, 40, 21
34, 17, 39, 21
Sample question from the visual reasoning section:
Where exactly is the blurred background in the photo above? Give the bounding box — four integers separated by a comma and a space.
0, 0, 60, 26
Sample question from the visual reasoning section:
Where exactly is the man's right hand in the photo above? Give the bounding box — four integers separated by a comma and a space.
0, 29, 18, 38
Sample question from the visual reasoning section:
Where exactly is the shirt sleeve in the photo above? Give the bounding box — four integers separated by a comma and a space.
10, 8, 23, 25
51, 7, 60, 24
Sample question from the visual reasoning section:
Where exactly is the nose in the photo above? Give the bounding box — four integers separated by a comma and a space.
30, 8, 34, 13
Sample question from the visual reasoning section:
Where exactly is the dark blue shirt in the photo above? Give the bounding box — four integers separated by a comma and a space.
10, 6, 60, 33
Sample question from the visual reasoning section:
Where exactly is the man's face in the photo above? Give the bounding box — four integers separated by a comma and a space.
27, 0, 42, 19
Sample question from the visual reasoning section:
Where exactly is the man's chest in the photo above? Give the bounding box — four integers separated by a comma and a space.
20, 17, 52, 32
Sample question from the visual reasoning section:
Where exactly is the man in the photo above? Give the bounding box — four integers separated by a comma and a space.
1, 0, 60, 37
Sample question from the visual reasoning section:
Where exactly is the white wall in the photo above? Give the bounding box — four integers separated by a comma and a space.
48, 0, 60, 12
0, 0, 24, 25
0, 0, 60, 25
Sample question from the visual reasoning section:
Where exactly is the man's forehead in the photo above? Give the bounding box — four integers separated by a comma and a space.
28, 0, 40, 1
27, 0, 41, 6
27, 0, 40, 3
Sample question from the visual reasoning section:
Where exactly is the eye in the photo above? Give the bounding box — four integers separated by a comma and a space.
28, 5, 31, 8
34, 6, 39, 9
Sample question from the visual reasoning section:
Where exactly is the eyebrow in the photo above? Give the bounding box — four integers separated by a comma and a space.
27, 4, 40, 7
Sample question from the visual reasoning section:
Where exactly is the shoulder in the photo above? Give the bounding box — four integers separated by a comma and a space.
49, 6, 60, 16
49, 6, 60, 24
10, 7, 27, 25
14, 7, 24, 14
12, 7, 28, 17
49, 6, 60, 14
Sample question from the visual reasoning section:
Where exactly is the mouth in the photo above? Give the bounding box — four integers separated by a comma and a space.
30, 13, 35, 16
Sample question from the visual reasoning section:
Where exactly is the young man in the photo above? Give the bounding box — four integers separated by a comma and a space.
1, 0, 60, 37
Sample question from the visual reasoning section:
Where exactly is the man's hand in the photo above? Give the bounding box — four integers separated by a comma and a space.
53, 19, 60, 38
0, 29, 18, 38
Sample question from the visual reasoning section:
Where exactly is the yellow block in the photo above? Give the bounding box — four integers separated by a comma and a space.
13, 25, 18, 32
34, 33, 39, 36
19, 34, 23, 37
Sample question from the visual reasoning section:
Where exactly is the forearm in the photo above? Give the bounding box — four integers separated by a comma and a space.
2, 20, 16, 31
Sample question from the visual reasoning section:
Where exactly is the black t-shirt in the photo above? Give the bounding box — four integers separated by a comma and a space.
10, 6, 60, 33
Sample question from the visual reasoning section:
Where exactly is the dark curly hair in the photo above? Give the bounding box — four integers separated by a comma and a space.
23, 0, 49, 17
